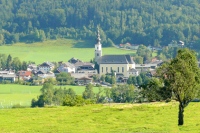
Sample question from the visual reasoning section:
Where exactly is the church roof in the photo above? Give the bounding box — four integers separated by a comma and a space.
98, 55, 135, 64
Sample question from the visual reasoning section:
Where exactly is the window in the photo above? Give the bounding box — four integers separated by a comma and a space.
102, 67, 103, 73
122, 67, 124, 72
97, 53, 99, 56
106, 67, 108, 72
118, 67, 119, 72
110, 67, 112, 72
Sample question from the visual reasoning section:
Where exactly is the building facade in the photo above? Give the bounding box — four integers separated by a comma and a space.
94, 28, 138, 78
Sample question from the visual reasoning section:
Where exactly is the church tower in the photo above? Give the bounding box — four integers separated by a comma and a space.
94, 27, 102, 63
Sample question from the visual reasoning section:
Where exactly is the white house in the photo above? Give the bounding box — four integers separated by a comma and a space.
0, 71, 16, 83
57, 62, 75, 73
38, 62, 55, 73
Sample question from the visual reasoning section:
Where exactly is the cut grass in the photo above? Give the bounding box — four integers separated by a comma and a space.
0, 102, 200, 132
0, 39, 136, 64
0, 84, 102, 108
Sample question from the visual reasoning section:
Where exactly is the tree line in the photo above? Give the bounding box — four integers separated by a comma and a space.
1, 0, 200, 48
0, 54, 28, 71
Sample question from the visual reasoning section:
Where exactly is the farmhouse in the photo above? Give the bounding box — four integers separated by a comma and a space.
95, 28, 138, 78
38, 61, 55, 73
17, 71, 32, 81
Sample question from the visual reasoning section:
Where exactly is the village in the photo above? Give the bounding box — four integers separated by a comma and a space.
0, 29, 164, 86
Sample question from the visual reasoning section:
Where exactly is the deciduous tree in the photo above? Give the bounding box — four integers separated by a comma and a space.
157, 48, 200, 125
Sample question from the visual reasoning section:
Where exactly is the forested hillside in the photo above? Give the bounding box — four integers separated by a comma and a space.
0, 0, 200, 47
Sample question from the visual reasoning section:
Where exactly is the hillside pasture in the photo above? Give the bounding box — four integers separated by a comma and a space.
0, 84, 102, 108
0, 39, 136, 64
0, 102, 200, 132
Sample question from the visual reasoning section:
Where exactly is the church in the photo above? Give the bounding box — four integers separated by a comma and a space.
94, 28, 138, 78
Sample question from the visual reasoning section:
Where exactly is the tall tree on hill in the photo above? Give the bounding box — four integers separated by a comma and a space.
157, 48, 200, 126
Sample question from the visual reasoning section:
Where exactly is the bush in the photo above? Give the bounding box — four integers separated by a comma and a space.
31, 95, 45, 107
12, 104, 26, 108
63, 95, 91, 106
31, 98, 38, 107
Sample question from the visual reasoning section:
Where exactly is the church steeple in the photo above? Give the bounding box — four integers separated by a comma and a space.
96, 27, 101, 44
94, 27, 102, 63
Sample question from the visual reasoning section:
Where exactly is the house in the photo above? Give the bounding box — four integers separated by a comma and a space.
70, 73, 93, 84
77, 69, 97, 75
27, 64, 37, 71
77, 77, 93, 85
130, 44, 139, 50
17, 71, 32, 81
127, 68, 139, 77
37, 73, 55, 79
168, 40, 184, 48
57, 62, 75, 73
32, 72, 55, 84
135, 60, 163, 74
0, 71, 16, 83
38, 61, 55, 73
36, 70, 46, 75
74, 62, 95, 72
68, 57, 83, 64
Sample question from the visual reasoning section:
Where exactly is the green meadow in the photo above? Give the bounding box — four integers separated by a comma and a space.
0, 84, 102, 108
0, 102, 200, 132
0, 39, 136, 64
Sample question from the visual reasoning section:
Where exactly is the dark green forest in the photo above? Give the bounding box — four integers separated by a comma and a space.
1, 0, 200, 48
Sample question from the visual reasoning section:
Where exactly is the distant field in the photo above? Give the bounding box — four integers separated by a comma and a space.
0, 84, 102, 108
0, 102, 200, 132
0, 39, 136, 64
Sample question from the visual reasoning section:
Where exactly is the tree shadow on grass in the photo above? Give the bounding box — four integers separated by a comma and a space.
72, 40, 94, 48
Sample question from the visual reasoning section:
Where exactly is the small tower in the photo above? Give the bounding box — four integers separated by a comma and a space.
94, 27, 102, 63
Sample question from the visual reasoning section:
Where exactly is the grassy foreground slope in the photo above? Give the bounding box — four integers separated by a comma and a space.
0, 84, 101, 108
0, 39, 136, 64
0, 102, 200, 133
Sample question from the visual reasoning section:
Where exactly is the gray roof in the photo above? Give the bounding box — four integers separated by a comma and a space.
39, 62, 54, 67
68, 57, 83, 64
74, 62, 94, 67
38, 73, 55, 79
62, 62, 75, 69
98, 55, 135, 64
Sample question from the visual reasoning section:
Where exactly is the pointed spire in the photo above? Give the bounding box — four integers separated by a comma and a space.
96, 26, 101, 44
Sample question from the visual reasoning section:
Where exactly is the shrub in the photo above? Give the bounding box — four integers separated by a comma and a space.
31, 98, 38, 107
12, 104, 26, 108
63, 95, 88, 106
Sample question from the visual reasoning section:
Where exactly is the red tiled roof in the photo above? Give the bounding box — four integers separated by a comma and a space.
18, 71, 32, 76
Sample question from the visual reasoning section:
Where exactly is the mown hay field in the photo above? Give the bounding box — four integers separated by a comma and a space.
0, 102, 200, 133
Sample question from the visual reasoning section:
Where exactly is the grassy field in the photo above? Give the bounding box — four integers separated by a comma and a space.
0, 102, 200, 132
0, 39, 136, 64
0, 84, 101, 108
